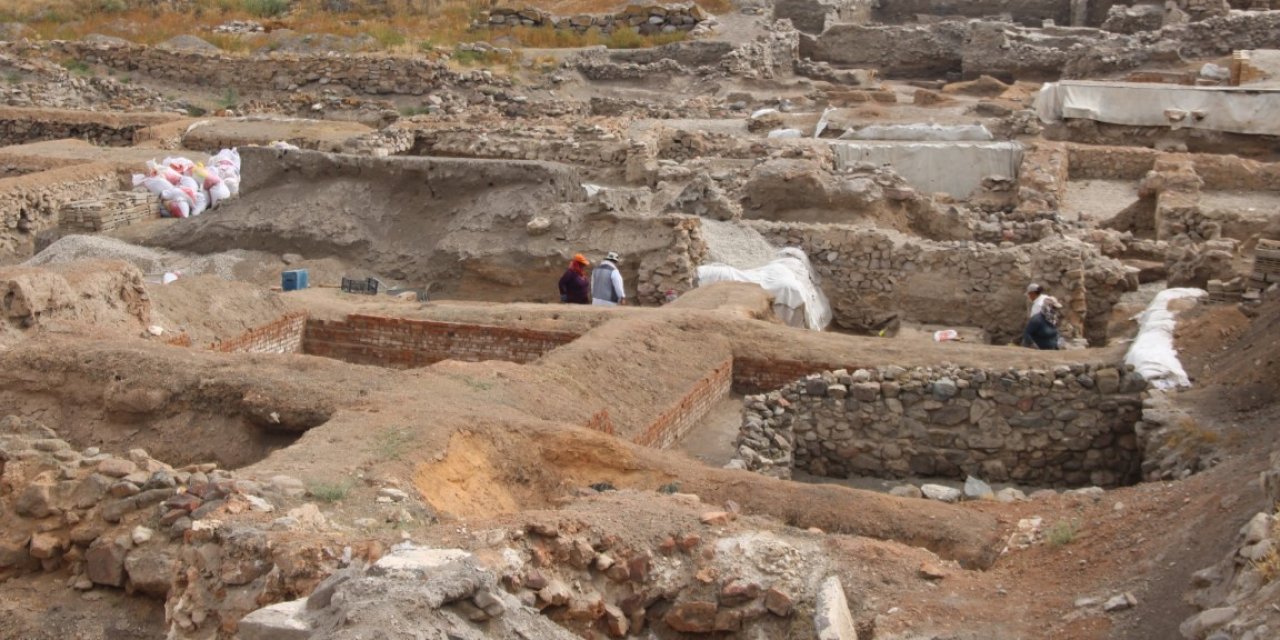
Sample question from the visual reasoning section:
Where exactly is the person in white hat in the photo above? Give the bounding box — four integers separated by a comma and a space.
1022, 283, 1062, 349
591, 251, 627, 307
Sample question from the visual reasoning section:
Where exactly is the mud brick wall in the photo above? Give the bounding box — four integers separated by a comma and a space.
633, 358, 732, 449
737, 364, 1148, 487
1066, 145, 1159, 181
302, 314, 579, 368
59, 191, 159, 234
0, 163, 120, 258
210, 312, 307, 354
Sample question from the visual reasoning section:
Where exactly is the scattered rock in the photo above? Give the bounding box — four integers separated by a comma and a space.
921, 484, 962, 503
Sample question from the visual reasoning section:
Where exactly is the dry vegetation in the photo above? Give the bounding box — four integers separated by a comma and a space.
0, 0, 727, 52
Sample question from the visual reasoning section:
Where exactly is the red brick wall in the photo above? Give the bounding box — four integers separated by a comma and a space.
210, 312, 308, 354
633, 357, 732, 449
302, 314, 579, 369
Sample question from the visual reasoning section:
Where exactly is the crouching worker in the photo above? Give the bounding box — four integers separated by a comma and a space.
558, 254, 591, 304
1022, 283, 1063, 350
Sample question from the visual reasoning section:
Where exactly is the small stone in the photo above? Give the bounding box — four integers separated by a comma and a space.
699, 511, 735, 525
921, 484, 962, 503
1103, 592, 1136, 612
889, 485, 923, 499
764, 587, 793, 616
963, 476, 994, 500
995, 488, 1027, 503
97, 459, 138, 478
269, 475, 306, 497
917, 562, 948, 580
131, 526, 154, 545
377, 487, 409, 502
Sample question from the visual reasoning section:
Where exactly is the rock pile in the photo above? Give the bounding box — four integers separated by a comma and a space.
732, 363, 1148, 486
1179, 452, 1280, 640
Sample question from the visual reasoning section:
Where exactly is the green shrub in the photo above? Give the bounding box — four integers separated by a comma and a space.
218, 87, 240, 109
308, 480, 352, 502
1047, 519, 1080, 547
243, 0, 290, 18
60, 58, 92, 76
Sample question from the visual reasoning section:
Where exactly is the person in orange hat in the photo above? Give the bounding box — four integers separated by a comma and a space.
558, 253, 592, 304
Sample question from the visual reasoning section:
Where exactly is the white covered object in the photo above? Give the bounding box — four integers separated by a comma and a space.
767, 128, 803, 139
1035, 81, 1280, 136
1123, 287, 1206, 390
839, 123, 994, 142
696, 247, 832, 331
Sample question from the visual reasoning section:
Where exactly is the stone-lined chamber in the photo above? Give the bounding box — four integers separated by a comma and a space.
733, 363, 1148, 487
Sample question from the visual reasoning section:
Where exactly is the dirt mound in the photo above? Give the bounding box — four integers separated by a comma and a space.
148, 275, 293, 346
1177, 298, 1280, 411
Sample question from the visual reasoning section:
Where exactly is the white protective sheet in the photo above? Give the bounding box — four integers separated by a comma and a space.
696, 247, 833, 331
829, 140, 1023, 198
1035, 81, 1280, 136
1123, 287, 1207, 390
838, 123, 994, 141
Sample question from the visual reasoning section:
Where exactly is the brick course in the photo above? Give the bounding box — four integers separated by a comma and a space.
633, 358, 732, 449
302, 314, 579, 368
210, 312, 308, 354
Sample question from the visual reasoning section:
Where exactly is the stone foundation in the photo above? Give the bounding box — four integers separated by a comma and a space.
736, 363, 1148, 487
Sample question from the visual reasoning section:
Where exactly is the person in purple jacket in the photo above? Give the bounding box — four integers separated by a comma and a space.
558, 253, 591, 304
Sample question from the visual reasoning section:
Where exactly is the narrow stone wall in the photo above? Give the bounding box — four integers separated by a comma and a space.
736, 363, 1148, 486
633, 357, 732, 449
210, 312, 308, 354
302, 314, 579, 368
0, 163, 120, 258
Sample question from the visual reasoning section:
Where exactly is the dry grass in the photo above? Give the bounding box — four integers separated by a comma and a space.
3, 0, 705, 53
1165, 415, 1221, 455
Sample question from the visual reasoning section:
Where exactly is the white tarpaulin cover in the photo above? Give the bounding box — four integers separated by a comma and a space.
838, 123, 994, 141
1035, 81, 1280, 136
829, 140, 1023, 198
1123, 287, 1206, 390
697, 247, 832, 331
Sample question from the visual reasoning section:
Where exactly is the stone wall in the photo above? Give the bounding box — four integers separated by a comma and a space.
735, 363, 1148, 486
410, 128, 632, 175
209, 312, 308, 355
632, 357, 732, 449
871, 0, 1073, 26
748, 221, 1135, 343
0, 107, 180, 147
302, 314, 579, 368
479, 3, 710, 34
0, 41, 472, 96
774, 0, 875, 34
800, 22, 967, 77
0, 162, 120, 258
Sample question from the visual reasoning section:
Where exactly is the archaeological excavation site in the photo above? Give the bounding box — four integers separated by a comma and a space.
3, 0, 1280, 638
